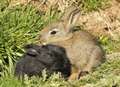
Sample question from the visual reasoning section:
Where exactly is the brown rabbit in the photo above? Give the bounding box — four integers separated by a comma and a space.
38, 6, 105, 80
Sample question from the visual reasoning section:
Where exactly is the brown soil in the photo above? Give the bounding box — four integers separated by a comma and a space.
77, 0, 120, 41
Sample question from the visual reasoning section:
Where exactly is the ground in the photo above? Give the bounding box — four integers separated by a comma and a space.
78, 0, 120, 41
0, 0, 120, 87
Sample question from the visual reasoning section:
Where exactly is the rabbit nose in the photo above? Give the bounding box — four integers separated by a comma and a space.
39, 39, 47, 45
38, 35, 44, 41
38, 35, 48, 45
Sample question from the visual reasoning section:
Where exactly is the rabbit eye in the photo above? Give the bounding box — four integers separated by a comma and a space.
49, 28, 59, 35
50, 30, 57, 35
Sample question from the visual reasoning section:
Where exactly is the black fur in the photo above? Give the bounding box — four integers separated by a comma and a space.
14, 44, 71, 79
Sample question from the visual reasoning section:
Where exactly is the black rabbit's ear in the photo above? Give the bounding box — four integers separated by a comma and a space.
24, 44, 38, 56
26, 49, 38, 56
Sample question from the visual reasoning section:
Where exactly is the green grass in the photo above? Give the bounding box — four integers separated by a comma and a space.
77, 0, 108, 12
99, 36, 120, 53
0, 1, 59, 76
0, 5, 41, 76
0, 0, 120, 87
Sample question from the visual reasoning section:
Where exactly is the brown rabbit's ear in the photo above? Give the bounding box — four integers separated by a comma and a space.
61, 6, 80, 26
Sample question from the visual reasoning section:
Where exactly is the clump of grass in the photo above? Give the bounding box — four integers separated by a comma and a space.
0, 1, 59, 76
0, 5, 41, 76
99, 36, 120, 53
0, 76, 23, 87
0, 0, 9, 11
79, 0, 108, 12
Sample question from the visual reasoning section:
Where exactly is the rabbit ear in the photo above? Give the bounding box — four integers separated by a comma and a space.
24, 44, 38, 56
61, 6, 80, 26
26, 49, 38, 56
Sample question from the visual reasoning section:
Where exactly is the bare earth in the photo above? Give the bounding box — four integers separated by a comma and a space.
77, 0, 120, 41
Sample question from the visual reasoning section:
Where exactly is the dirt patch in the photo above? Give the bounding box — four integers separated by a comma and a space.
77, 0, 120, 41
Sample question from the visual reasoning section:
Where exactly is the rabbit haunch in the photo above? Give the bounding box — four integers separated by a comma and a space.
38, 6, 105, 80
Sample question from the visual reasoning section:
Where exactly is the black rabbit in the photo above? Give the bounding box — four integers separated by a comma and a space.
14, 44, 71, 79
